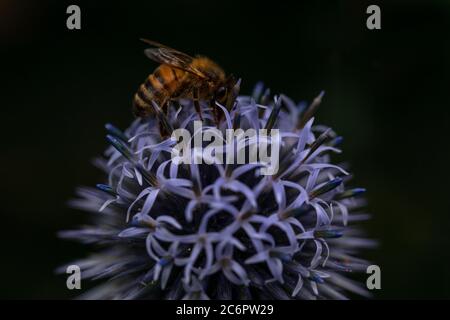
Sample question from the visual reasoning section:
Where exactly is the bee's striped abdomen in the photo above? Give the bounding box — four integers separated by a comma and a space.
133, 64, 185, 117
154, 64, 184, 93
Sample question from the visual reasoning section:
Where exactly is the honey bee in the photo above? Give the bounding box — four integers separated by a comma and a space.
133, 39, 237, 119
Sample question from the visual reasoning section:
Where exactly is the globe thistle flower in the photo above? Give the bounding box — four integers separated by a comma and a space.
59, 82, 375, 300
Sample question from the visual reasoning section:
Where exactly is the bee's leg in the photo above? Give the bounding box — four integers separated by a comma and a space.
169, 98, 183, 119
210, 96, 220, 125
193, 87, 204, 121
161, 97, 170, 115
157, 113, 173, 138
155, 91, 174, 115
152, 98, 173, 138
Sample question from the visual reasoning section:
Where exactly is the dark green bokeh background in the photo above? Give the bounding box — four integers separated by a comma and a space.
1, 0, 449, 299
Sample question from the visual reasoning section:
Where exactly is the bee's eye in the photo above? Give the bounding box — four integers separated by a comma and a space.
216, 87, 227, 99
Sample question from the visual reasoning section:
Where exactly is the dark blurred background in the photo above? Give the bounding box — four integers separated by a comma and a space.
0, 0, 449, 299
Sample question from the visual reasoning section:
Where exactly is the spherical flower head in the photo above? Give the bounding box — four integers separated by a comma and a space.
59, 82, 375, 299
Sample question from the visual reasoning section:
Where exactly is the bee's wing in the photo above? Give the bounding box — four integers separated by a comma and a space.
141, 39, 208, 79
